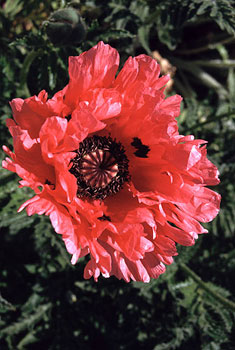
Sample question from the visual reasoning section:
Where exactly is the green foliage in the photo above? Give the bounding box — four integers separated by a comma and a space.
0, 0, 235, 349
195, 0, 235, 35
146, 0, 235, 50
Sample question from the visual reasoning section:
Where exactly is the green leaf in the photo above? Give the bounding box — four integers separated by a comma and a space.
196, 0, 235, 35
2, 0, 23, 17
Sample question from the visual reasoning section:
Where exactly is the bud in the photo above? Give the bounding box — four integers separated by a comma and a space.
44, 7, 86, 46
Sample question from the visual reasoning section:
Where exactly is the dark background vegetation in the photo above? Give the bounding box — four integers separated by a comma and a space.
0, 0, 235, 349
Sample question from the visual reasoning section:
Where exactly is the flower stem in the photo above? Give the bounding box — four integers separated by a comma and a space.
177, 36, 235, 55
18, 49, 43, 97
180, 263, 235, 311
170, 58, 228, 100
192, 59, 235, 68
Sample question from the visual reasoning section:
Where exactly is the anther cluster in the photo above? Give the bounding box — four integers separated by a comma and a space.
70, 136, 130, 199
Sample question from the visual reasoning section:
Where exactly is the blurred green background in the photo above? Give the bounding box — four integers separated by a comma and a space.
0, 0, 235, 349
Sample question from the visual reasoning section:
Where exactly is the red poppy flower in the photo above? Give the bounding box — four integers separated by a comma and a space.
2, 42, 220, 282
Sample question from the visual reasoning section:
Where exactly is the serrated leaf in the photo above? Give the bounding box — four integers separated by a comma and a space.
196, 0, 235, 35
97, 28, 135, 41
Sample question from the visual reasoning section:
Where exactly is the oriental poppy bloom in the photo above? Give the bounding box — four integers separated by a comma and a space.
2, 42, 220, 282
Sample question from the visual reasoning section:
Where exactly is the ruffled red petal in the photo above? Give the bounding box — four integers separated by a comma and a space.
10, 90, 64, 139
65, 41, 119, 109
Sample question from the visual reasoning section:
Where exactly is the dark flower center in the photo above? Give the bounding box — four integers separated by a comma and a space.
70, 136, 130, 199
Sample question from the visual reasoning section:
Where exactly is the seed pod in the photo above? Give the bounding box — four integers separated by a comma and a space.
44, 7, 86, 46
